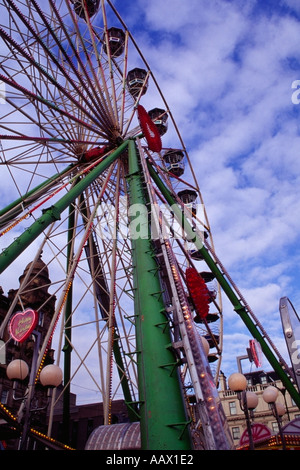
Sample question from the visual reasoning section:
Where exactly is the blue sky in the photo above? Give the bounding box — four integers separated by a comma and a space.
111, 0, 300, 378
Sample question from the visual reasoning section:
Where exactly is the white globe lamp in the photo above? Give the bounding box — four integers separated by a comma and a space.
200, 336, 210, 356
246, 391, 258, 410
40, 364, 63, 388
228, 372, 247, 392
262, 386, 278, 404
6, 359, 29, 381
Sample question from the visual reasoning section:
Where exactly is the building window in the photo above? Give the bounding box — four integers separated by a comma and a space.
0, 340, 5, 365
71, 420, 78, 448
1, 390, 8, 404
38, 311, 44, 327
87, 419, 94, 437
229, 401, 237, 415
271, 421, 279, 433
232, 426, 240, 440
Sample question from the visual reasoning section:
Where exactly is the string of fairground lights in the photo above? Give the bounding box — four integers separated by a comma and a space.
107, 162, 121, 425
0, 400, 74, 449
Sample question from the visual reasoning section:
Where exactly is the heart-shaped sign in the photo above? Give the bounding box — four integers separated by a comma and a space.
9, 308, 38, 343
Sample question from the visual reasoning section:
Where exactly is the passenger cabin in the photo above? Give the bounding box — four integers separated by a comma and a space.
189, 232, 208, 261
103, 27, 125, 57
199, 271, 215, 283
126, 68, 148, 98
177, 189, 197, 213
190, 249, 204, 260
163, 149, 185, 177
204, 331, 220, 348
73, 0, 100, 18
148, 108, 168, 136
189, 230, 209, 261
199, 271, 217, 304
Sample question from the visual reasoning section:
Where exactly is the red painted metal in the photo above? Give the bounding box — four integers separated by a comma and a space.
240, 423, 271, 447
82, 146, 108, 162
249, 339, 263, 367
137, 105, 162, 152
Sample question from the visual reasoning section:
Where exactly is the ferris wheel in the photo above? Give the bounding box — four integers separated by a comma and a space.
0, 0, 298, 452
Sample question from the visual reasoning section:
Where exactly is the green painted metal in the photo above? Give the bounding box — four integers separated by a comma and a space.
127, 140, 191, 450
0, 140, 129, 275
62, 203, 75, 445
0, 164, 74, 222
147, 160, 300, 410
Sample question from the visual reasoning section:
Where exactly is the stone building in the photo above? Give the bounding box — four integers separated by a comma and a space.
219, 369, 300, 448
0, 257, 131, 450
0, 257, 56, 448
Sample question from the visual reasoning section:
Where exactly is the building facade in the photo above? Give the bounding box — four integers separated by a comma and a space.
219, 370, 300, 448
0, 257, 56, 449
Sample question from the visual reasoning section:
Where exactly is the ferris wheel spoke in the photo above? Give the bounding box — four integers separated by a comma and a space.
0, 28, 104, 132
49, 0, 117, 135
0, 164, 75, 230
66, 0, 118, 127
78, 163, 139, 403
5, 0, 111, 133
0, 73, 105, 140
0, 96, 78, 152
100, 4, 124, 130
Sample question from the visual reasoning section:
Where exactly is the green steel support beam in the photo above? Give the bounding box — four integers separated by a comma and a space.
0, 141, 129, 275
147, 160, 300, 410
62, 203, 75, 446
0, 164, 74, 222
127, 140, 191, 450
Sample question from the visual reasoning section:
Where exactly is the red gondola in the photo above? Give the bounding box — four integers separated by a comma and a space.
80, 146, 108, 163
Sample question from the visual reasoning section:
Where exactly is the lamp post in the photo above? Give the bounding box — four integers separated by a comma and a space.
262, 385, 286, 450
228, 372, 258, 450
6, 307, 63, 449
270, 380, 290, 420
6, 358, 63, 449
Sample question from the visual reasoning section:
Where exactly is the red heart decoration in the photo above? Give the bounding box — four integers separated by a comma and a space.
9, 308, 39, 343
